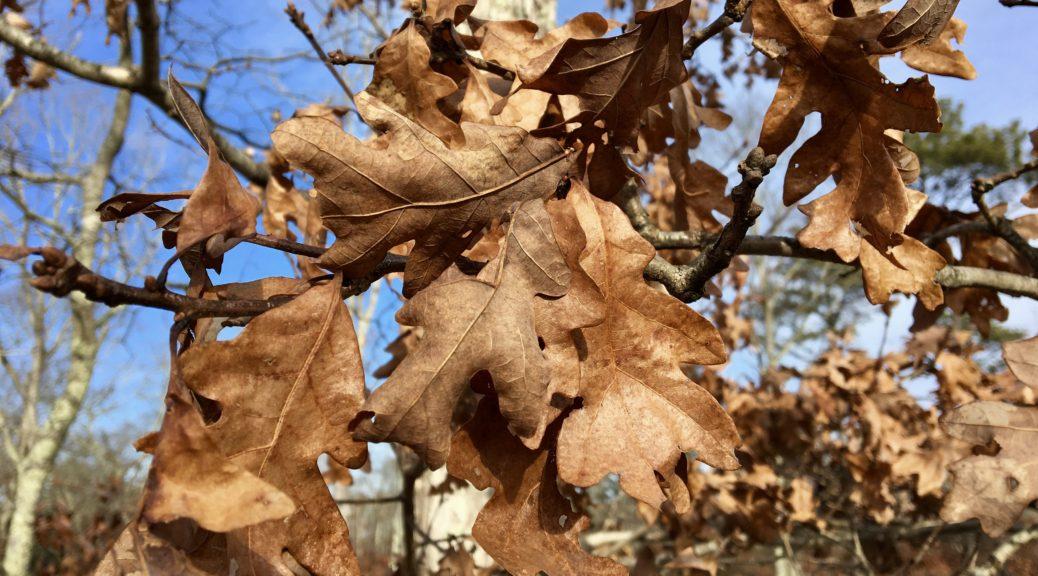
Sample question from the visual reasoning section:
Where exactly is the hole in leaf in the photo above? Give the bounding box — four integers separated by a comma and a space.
192, 391, 222, 425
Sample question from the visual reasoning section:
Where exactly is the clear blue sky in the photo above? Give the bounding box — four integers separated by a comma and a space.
6, 1, 1034, 432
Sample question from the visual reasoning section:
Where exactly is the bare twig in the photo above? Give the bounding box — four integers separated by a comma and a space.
0, 13, 269, 185
327, 49, 376, 66
285, 3, 356, 101
971, 159, 1038, 273
682, 0, 753, 58
642, 147, 776, 301
1000, 0, 1038, 7
461, 52, 516, 81
972, 157, 1038, 194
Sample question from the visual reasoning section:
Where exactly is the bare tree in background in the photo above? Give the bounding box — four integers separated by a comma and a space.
0, 81, 134, 574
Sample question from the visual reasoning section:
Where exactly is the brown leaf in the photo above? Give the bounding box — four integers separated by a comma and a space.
901, 17, 976, 80
177, 277, 369, 574
96, 191, 191, 222
169, 72, 260, 257
272, 92, 572, 296
353, 201, 579, 467
941, 401, 1038, 536
424, 0, 476, 24
552, 183, 739, 508
447, 397, 626, 576
103, 0, 129, 43
95, 520, 226, 576
1004, 336, 1038, 389
140, 393, 295, 533
372, 327, 424, 379
673, 159, 731, 233
752, 0, 944, 304
517, 0, 690, 145
476, 12, 612, 72
860, 234, 946, 310
878, 0, 960, 49
365, 20, 464, 148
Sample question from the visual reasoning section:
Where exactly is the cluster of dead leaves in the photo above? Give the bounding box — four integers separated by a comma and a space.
750, 0, 980, 309
641, 325, 1033, 568
28, 0, 1035, 572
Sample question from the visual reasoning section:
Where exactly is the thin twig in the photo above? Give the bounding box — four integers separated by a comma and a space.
682, 0, 753, 58
971, 159, 1038, 273
327, 49, 376, 66
642, 147, 776, 301
285, 2, 356, 101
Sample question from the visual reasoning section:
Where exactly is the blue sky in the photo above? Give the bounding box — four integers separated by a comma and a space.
2, 0, 1036, 434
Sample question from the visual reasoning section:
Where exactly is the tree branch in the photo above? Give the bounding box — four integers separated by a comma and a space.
1000, 0, 1038, 7
285, 2, 356, 101
0, 18, 138, 88
682, 0, 752, 59
327, 50, 376, 66
971, 160, 1038, 273
0, 14, 270, 186
135, 0, 162, 85
640, 147, 776, 301
619, 186, 1038, 300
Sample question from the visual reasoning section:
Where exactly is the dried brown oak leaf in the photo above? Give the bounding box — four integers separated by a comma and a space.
95, 520, 227, 576
139, 394, 296, 534
878, 0, 960, 50
1004, 336, 1038, 389
941, 401, 1038, 536
447, 397, 625, 576
516, 0, 690, 146
176, 277, 369, 575
353, 200, 587, 468
752, 0, 945, 307
169, 72, 259, 258
901, 17, 976, 80
475, 12, 612, 72
272, 92, 572, 297
552, 182, 740, 509
424, 0, 476, 25
365, 20, 464, 148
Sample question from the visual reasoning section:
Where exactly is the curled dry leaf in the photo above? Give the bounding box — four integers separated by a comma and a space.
752, 0, 945, 307
901, 17, 976, 80
176, 277, 369, 574
96, 191, 192, 222
941, 401, 1038, 536
551, 183, 740, 509
447, 397, 626, 576
353, 201, 587, 467
878, 0, 960, 50
272, 92, 572, 296
168, 72, 260, 257
517, 0, 689, 145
